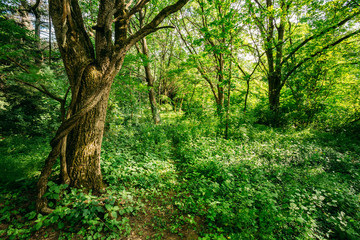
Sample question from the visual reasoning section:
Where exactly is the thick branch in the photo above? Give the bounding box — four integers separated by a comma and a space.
282, 28, 360, 84
50, 0, 95, 83
95, 0, 116, 65
128, 0, 150, 18
20, 0, 41, 12
124, 0, 189, 49
14, 79, 64, 103
30, 0, 42, 11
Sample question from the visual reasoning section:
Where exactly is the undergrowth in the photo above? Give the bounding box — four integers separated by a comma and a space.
0, 115, 359, 239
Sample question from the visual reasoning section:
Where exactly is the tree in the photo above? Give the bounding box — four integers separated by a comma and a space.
37, 0, 189, 214
174, 0, 240, 118
133, 9, 161, 124
17, 0, 47, 63
245, 0, 360, 113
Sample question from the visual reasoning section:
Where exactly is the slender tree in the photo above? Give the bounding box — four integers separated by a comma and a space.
19, 0, 44, 62
133, 9, 161, 124
37, 0, 189, 214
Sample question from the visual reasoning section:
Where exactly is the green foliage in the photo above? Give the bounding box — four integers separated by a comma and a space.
0, 84, 60, 135
1, 0, 360, 239
0, 182, 134, 239
0, 6, 67, 136
172, 124, 360, 239
1, 115, 360, 239
0, 135, 49, 183
0, 179, 37, 240
42, 185, 133, 239
0, 16, 36, 59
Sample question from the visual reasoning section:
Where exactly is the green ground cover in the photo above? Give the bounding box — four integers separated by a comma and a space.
1, 115, 359, 239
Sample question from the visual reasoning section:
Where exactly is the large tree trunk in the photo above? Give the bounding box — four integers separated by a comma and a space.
264, 0, 283, 114
64, 65, 110, 192
216, 87, 224, 116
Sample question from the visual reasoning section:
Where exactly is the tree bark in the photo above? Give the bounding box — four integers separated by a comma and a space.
64, 65, 110, 192
268, 73, 282, 112
216, 85, 224, 116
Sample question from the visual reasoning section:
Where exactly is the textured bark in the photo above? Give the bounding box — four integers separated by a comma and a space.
268, 81, 281, 112
268, 73, 282, 112
60, 136, 70, 184
65, 65, 109, 192
216, 86, 224, 116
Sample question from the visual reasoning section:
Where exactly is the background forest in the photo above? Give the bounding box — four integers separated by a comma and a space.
1, 0, 360, 239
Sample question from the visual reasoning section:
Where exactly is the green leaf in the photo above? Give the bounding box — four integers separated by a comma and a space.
58, 221, 65, 229
34, 222, 43, 231
27, 211, 37, 220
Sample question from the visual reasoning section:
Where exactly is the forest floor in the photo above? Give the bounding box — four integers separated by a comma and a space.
1, 116, 360, 239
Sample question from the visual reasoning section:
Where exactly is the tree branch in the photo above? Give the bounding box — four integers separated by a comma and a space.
281, 12, 360, 66
123, 0, 189, 49
13, 79, 65, 103
6, 56, 30, 73
155, 26, 175, 31
282, 28, 360, 85
128, 0, 150, 18
30, 0, 42, 11
50, 0, 95, 83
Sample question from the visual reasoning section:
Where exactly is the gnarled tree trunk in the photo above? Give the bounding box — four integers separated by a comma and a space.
64, 65, 112, 192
